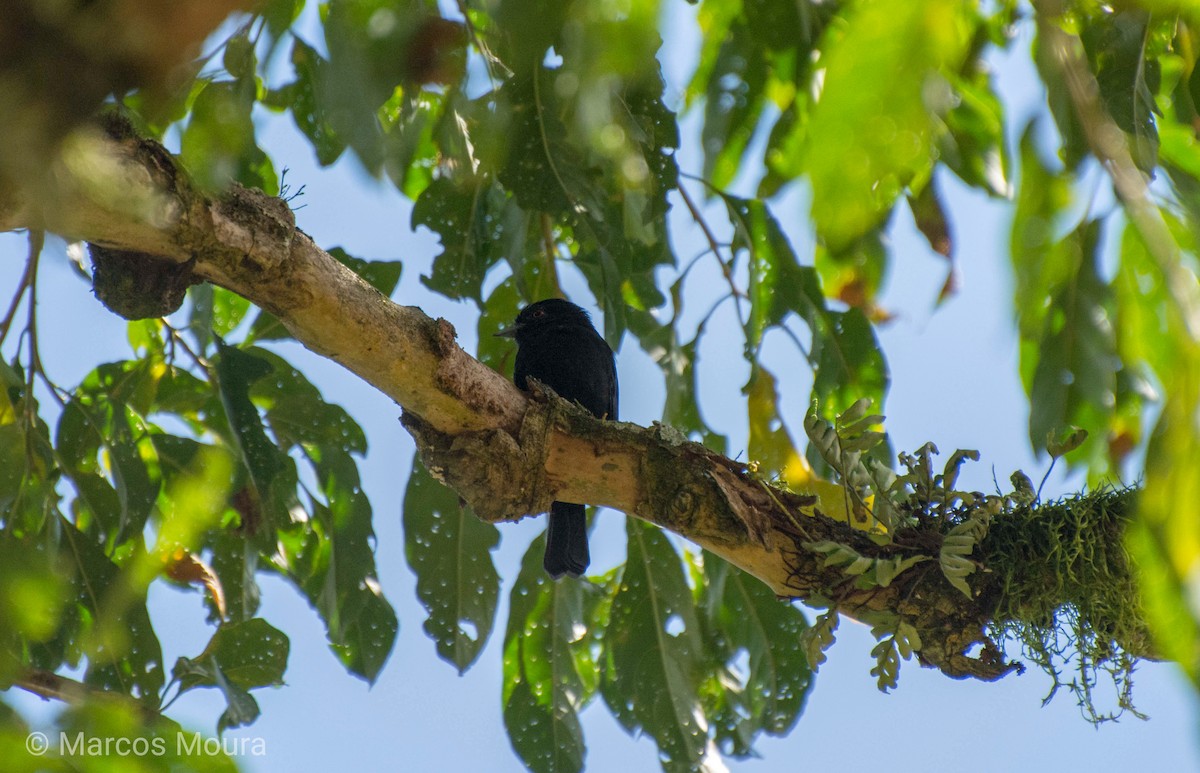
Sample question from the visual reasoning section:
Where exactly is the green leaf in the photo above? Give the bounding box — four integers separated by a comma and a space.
798, 610, 838, 670
501, 535, 599, 773
1047, 427, 1089, 459
495, 69, 676, 342
57, 518, 165, 703
938, 70, 1010, 197
223, 31, 256, 81
57, 365, 162, 543
0, 534, 68, 644
1115, 220, 1178, 377
192, 286, 252, 344
1034, 25, 1088, 170
328, 246, 404, 296
249, 348, 367, 454
698, 22, 769, 190
700, 555, 811, 755
208, 530, 260, 624
869, 621, 921, 692
720, 194, 811, 352
224, 346, 395, 681
214, 665, 261, 734
414, 177, 513, 303
312, 465, 396, 680
800, 0, 975, 250
1081, 8, 1160, 174
716, 192, 888, 425
809, 308, 889, 426
1124, 236, 1200, 683
380, 88, 448, 199
262, 0, 303, 39
403, 458, 500, 673
181, 80, 277, 193
602, 520, 709, 770
278, 39, 346, 166
493, 0, 569, 74
870, 634, 901, 691
173, 618, 289, 692
1025, 220, 1118, 459
214, 341, 292, 544
637, 315, 728, 454
477, 278, 528, 373
245, 309, 292, 343
698, 0, 833, 194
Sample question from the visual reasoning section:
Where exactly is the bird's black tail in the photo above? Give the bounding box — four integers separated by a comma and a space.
544, 502, 589, 579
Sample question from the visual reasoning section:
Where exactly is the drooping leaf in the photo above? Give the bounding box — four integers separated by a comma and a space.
938, 69, 1011, 198
273, 39, 346, 166
501, 535, 600, 773
1081, 7, 1160, 174
800, 0, 976, 250
630, 304, 728, 454
403, 458, 500, 674
58, 518, 165, 704
495, 68, 676, 342
699, 554, 811, 758
56, 363, 162, 544
602, 520, 710, 770
214, 341, 293, 545
1018, 218, 1118, 462
226, 346, 396, 681
720, 194, 813, 353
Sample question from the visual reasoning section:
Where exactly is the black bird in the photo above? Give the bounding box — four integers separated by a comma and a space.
496, 298, 618, 579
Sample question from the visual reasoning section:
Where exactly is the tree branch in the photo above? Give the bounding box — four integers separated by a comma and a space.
0, 119, 1152, 684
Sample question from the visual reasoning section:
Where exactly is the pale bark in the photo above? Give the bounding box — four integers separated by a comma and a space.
0, 121, 1024, 681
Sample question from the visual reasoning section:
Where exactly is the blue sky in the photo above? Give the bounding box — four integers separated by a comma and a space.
4, 2, 1200, 771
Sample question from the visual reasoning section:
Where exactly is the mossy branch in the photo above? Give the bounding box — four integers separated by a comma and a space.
0, 119, 1156, 705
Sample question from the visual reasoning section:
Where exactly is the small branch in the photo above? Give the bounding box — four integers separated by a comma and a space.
0, 233, 39, 347
1033, 0, 1200, 336
15, 668, 160, 719
677, 182, 747, 327
22, 231, 43, 477
15, 669, 91, 704
164, 320, 211, 373
677, 183, 729, 275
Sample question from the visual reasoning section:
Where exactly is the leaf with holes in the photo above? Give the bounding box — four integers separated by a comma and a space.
700, 554, 812, 756
602, 520, 709, 769
403, 459, 499, 674
502, 534, 602, 773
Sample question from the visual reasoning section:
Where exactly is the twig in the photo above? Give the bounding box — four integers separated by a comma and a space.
15, 668, 161, 718
1033, 0, 1200, 337
677, 182, 747, 327
21, 232, 43, 479
15, 669, 91, 704
164, 320, 211, 373
0, 233, 40, 348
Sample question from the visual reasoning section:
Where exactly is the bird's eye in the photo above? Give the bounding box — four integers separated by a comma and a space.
532, 308, 546, 318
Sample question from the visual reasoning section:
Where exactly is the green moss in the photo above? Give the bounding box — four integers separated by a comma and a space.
983, 486, 1149, 721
